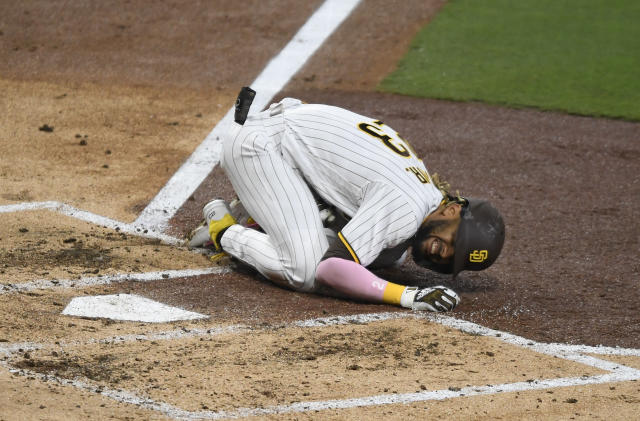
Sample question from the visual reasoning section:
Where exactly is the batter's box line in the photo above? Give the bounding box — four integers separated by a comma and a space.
423, 313, 640, 358
2, 312, 639, 420
1, 355, 639, 421
3, 311, 637, 361
0, 200, 182, 245
39, 311, 640, 359
3, 312, 638, 376
0, 267, 231, 295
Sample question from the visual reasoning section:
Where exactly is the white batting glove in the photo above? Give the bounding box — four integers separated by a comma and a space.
400, 286, 460, 312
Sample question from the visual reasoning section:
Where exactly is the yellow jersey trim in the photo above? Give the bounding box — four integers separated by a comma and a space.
337, 231, 360, 264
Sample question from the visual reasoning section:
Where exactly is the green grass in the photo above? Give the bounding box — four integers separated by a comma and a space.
379, 0, 640, 120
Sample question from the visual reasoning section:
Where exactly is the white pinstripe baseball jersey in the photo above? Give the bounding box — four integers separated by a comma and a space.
279, 100, 444, 267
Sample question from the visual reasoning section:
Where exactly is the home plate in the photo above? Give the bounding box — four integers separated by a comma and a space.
62, 294, 208, 323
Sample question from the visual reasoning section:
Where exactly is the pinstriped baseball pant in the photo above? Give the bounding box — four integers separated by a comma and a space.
220, 116, 329, 292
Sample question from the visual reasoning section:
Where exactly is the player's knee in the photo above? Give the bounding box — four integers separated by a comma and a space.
282, 264, 317, 293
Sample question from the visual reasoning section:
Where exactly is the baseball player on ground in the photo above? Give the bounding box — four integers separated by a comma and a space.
189, 87, 505, 312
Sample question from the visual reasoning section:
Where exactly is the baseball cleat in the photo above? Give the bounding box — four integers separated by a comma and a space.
229, 197, 253, 227
400, 285, 460, 312
185, 221, 212, 249
203, 198, 236, 251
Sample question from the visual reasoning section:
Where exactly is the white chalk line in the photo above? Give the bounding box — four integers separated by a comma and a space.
0, 359, 192, 419
197, 372, 640, 420
134, 0, 363, 231
0, 267, 231, 295
8, 311, 639, 357
423, 313, 640, 357
0, 201, 182, 245
2, 311, 640, 420
4, 361, 635, 421
0, 200, 229, 296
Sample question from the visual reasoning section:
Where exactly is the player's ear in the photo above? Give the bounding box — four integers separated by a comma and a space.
442, 203, 462, 218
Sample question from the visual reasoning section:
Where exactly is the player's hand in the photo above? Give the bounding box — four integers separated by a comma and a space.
405, 286, 460, 312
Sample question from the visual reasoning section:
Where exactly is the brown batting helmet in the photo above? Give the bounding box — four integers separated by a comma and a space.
415, 198, 505, 277
451, 198, 505, 277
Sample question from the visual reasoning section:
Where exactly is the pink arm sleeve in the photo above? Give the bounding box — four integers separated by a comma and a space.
315, 257, 388, 303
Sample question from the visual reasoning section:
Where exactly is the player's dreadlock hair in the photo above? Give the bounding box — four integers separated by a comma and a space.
431, 173, 467, 207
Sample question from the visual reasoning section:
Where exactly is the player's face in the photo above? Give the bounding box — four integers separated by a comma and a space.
415, 219, 459, 264
412, 203, 462, 267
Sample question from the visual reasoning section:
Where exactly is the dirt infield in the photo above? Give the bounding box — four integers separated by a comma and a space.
1, 0, 639, 419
